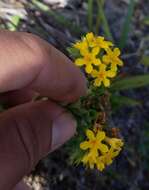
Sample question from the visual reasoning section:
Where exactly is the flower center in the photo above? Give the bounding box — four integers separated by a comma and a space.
99, 72, 105, 79
85, 55, 92, 62
90, 140, 97, 147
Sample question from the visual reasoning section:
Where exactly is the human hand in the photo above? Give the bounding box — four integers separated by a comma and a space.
0, 30, 86, 190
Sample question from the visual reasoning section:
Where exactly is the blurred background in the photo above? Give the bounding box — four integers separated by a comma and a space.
0, 0, 149, 189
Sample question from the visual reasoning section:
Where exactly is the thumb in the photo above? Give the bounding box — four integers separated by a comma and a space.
0, 100, 76, 190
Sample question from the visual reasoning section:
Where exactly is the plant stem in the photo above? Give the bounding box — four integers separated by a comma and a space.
95, 7, 101, 34
95, 0, 105, 34
96, 0, 113, 42
88, 0, 93, 31
31, 0, 82, 35
119, 0, 136, 50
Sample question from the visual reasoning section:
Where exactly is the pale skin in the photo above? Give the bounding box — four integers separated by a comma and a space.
0, 30, 87, 190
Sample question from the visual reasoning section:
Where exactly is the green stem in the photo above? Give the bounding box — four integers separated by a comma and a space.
95, 7, 101, 34
119, 0, 136, 50
31, 0, 82, 34
96, 0, 113, 42
95, 0, 105, 34
88, 0, 94, 31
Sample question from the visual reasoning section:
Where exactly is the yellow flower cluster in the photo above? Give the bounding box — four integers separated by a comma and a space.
80, 129, 124, 171
73, 33, 123, 87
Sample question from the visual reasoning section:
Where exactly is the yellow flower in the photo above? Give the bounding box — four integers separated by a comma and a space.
105, 137, 124, 151
82, 151, 97, 169
103, 48, 123, 71
73, 33, 123, 81
99, 148, 120, 166
75, 47, 101, 73
91, 64, 116, 87
73, 39, 88, 52
80, 129, 108, 154
85, 32, 113, 50
80, 129, 124, 171
96, 156, 105, 171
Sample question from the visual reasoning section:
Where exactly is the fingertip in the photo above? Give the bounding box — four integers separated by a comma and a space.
77, 69, 88, 96
62, 64, 88, 103
13, 181, 30, 190
51, 112, 77, 151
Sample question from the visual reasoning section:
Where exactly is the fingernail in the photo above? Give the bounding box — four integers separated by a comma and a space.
51, 112, 77, 151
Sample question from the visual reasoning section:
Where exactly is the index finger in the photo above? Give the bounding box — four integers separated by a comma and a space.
0, 31, 87, 102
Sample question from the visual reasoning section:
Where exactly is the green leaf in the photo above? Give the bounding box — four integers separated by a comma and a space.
142, 16, 149, 26
140, 55, 149, 67
12, 15, 20, 26
119, 0, 136, 49
95, 0, 105, 34
67, 47, 80, 59
7, 15, 21, 31
96, 0, 113, 41
111, 95, 140, 110
31, 0, 82, 34
111, 74, 149, 91
32, 0, 49, 11
88, 0, 94, 31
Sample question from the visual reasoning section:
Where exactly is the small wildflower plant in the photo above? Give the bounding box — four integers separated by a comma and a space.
67, 32, 124, 171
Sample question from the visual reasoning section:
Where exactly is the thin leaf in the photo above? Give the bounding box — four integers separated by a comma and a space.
111, 95, 140, 110
95, 0, 105, 34
32, 0, 49, 11
142, 16, 149, 26
67, 47, 80, 59
88, 0, 93, 31
96, 0, 113, 41
31, 0, 82, 34
119, 0, 136, 50
140, 55, 149, 67
7, 15, 20, 31
111, 74, 149, 91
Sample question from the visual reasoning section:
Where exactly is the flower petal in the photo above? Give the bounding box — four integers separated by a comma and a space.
114, 48, 120, 56
105, 48, 112, 54
93, 58, 101, 65
91, 70, 98, 77
112, 150, 120, 157
107, 41, 113, 47
85, 64, 93, 73
80, 48, 89, 56
103, 78, 110, 87
106, 157, 113, 165
75, 58, 85, 66
92, 47, 100, 56
117, 59, 123, 66
86, 129, 95, 140
97, 161, 105, 171
111, 63, 117, 71
102, 55, 109, 63
106, 70, 116, 78
94, 78, 101, 87
73, 41, 81, 49
80, 141, 91, 150
89, 163, 95, 169
82, 154, 89, 164
97, 157, 105, 171
100, 64, 106, 72
97, 131, 106, 141
100, 144, 109, 153
86, 32, 94, 42
97, 36, 104, 42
